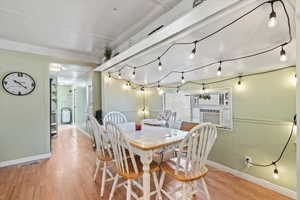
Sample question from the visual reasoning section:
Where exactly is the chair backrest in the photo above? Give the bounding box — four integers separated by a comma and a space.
103, 111, 127, 126
90, 116, 113, 159
157, 110, 172, 121
180, 121, 199, 131
176, 123, 217, 178
167, 112, 177, 128
105, 121, 138, 175
87, 115, 96, 146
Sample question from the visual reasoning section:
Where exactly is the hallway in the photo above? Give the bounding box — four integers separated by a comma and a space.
0, 126, 292, 200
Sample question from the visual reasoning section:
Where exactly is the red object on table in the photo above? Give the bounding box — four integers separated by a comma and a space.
135, 123, 141, 131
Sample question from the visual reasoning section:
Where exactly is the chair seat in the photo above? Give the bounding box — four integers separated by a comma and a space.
160, 158, 208, 182
115, 156, 159, 179
97, 149, 114, 161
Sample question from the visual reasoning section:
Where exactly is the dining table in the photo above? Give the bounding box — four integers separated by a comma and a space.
118, 122, 188, 200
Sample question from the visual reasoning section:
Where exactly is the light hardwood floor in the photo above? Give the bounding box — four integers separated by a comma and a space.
0, 125, 293, 200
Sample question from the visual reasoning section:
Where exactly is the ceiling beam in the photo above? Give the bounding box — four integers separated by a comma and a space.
95, 0, 263, 72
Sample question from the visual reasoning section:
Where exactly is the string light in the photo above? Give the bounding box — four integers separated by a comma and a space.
181, 72, 185, 84
190, 41, 197, 59
273, 165, 279, 179
202, 83, 206, 91
104, 0, 291, 86
118, 71, 122, 79
236, 76, 242, 89
132, 67, 136, 79
268, 2, 277, 28
158, 57, 162, 71
217, 61, 222, 76
157, 82, 161, 91
140, 87, 145, 92
280, 45, 287, 62
108, 73, 112, 80
246, 115, 296, 180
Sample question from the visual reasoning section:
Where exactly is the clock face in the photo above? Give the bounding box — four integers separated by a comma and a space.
2, 72, 36, 96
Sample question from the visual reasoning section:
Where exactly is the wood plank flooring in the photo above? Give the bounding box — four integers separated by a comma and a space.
0, 125, 293, 200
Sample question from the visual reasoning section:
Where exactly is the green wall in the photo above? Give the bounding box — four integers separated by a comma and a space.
0, 49, 97, 163
0, 50, 51, 162
147, 67, 296, 191
101, 75, 146, 122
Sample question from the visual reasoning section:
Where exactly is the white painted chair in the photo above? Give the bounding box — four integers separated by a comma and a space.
105, 121, 162, 200
103, 111, 127, 126
159, 123, 217, 200
90, 116, 115, 197
87, 115, 96, 149
166, 112, 177, 128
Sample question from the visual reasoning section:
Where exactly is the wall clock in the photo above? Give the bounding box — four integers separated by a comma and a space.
2, 72, 36, 96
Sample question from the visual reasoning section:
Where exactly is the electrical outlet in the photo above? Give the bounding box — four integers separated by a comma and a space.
244, 156, 252, 168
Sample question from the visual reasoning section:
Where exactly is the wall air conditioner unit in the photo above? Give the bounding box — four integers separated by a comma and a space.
191, 88, 232, 130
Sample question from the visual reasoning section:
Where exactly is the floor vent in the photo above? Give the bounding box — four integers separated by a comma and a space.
17, 160, 41, 168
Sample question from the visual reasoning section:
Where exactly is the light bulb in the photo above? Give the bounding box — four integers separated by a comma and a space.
181, 73, 185, 84
190, 41, 197, 60
158, 89, 164, 95
190, 48, 196, 60
132, 68, 136, 79
176, 87, 180, 94
140, 87, 145, 93
108, 73, 112, 80
118, 71, 122, 79
268, 11, 277, 28
217, 62, 222, 76
273, 168, 279, 179
217, 68, 221, 76
280, 47, 287, 62
158, 57, 162, 71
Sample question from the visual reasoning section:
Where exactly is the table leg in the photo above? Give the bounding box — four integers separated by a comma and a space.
141, 151, 152, 200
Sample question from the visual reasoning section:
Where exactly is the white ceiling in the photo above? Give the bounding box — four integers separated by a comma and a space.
0, 0, 181, 63
50, 64, 93, 86
108, 0, 296, 85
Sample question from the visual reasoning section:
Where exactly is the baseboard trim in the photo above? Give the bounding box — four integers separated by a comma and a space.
207, 160, 296, 199
76, 126, 91, 138
0, 153, 51, 168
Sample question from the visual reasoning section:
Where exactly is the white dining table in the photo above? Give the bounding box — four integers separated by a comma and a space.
118, 122, 188, 200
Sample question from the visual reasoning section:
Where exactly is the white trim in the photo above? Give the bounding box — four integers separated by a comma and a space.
76, 126, 91, 138
0, 38, 100, 63
0, 153, 51, 168
206, 160, 296, 199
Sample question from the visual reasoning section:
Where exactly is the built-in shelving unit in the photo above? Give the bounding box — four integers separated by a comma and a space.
50, 78, 58, 136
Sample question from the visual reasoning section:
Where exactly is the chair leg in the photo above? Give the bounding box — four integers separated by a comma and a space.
152, 172, 162, 200
201, 178, 211, 200
127, 179, 131, 200
109, 175, 119, 200
100, 162, 107, 197
94, 159, 100, 181
159, 171, 166, 190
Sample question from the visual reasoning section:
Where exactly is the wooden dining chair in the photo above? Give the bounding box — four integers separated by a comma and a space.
105, 121, 162, 200
159, 123, 217, 200
180, 121, 199, 131
90, 116, 115, 197
103, 111, 127, 126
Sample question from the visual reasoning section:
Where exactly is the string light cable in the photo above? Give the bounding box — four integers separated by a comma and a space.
105, 0, 292, 88
245, 114, 297, 179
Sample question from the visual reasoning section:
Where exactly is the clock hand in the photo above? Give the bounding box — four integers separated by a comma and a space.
14, 80, 27, 89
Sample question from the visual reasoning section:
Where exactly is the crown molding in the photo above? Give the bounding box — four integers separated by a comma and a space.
0, 38, 100, 63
